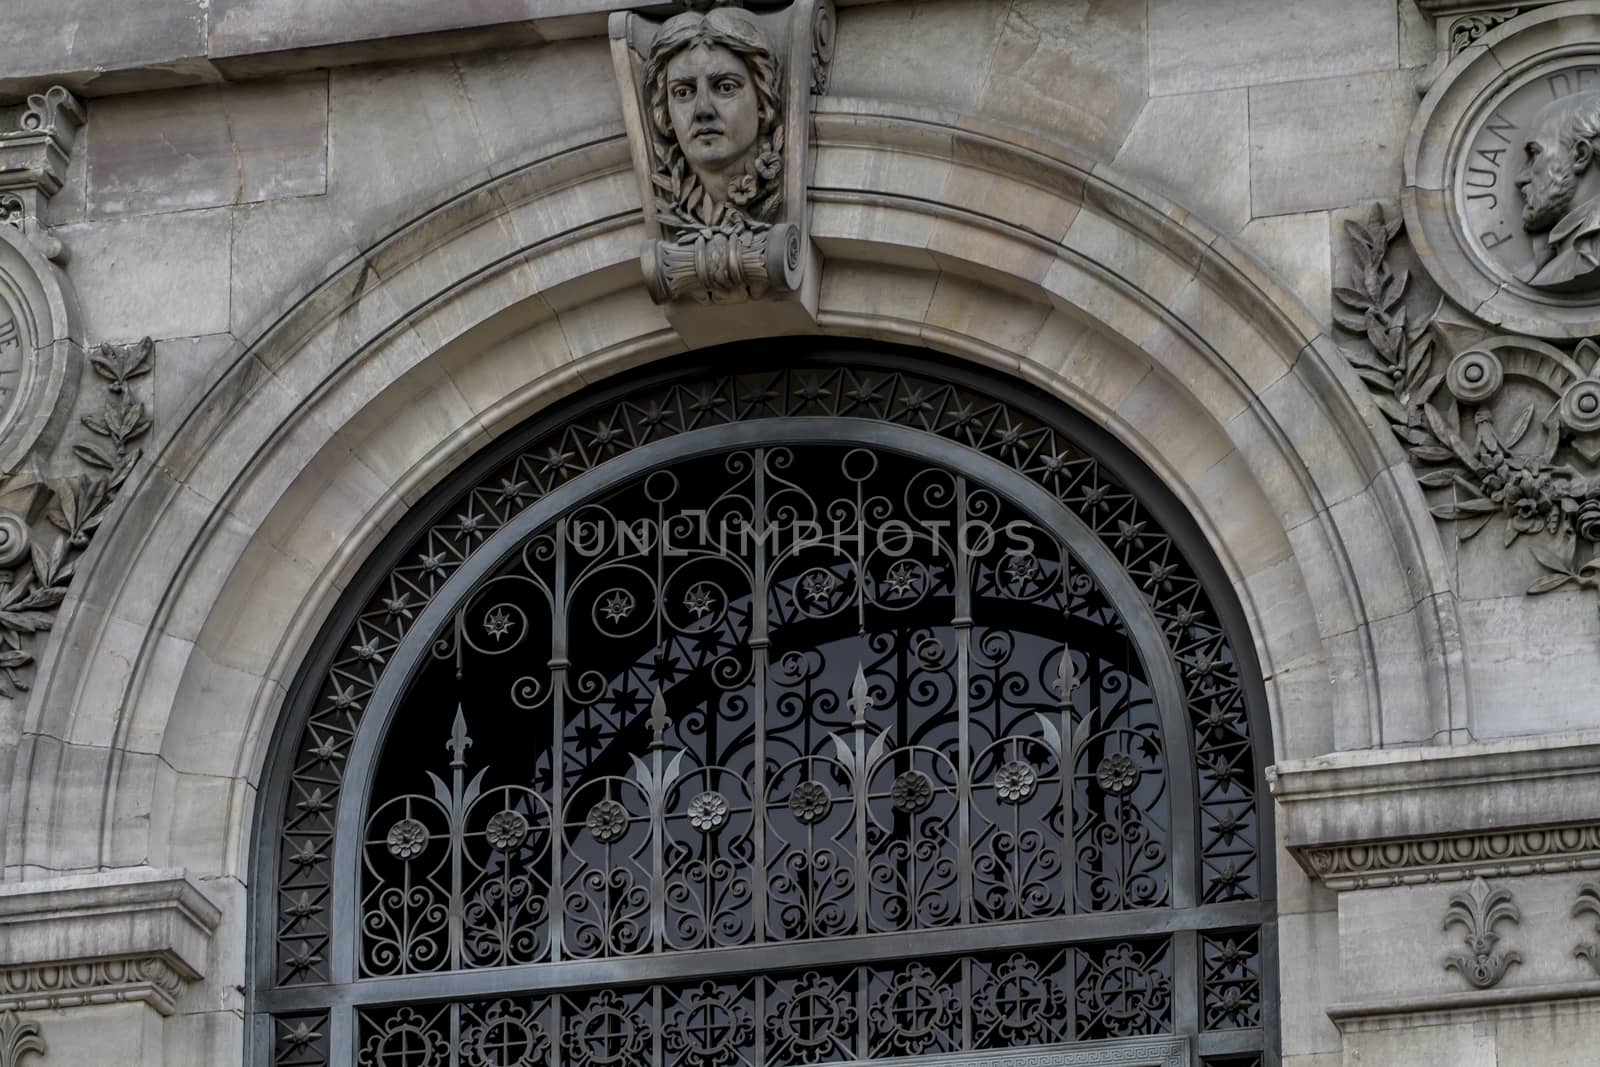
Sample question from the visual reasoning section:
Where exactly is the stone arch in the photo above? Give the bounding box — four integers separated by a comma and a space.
3, 100, 1460, 938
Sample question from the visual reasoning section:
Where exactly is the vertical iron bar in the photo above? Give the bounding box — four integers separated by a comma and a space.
955, 477, 973, 927
448, 708, 467, 970
752, 448, 770, 948
1173, 929, 1200, 1045
550, 517, 569, 964
448, 1000, 461, 1067
328, 1005, 352, 1067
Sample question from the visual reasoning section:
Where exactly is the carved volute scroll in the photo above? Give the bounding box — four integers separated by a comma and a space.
610, 0, 833, 340
0, 86, 84, 264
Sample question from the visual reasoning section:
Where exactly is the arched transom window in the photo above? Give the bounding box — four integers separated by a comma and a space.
253, 349, 1276, 1067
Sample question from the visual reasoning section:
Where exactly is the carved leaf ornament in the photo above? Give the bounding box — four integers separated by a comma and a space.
0, 338, 152, 696
1442, 877, 1522, 990
1337, 203, 1600, 619
1574, 882, 1600, 976
0, 1012, 43, 1067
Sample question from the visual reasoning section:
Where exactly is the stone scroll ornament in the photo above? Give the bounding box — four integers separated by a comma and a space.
610, 0, 833, 312
1336, 203, 1600, 617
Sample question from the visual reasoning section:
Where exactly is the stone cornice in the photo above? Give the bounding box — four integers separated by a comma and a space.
1414, 0, 1557, 13
0, 868, 221, 1016
1271, 732, 1600, 889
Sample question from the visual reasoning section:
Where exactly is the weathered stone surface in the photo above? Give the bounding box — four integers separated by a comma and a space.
87, 76, 328, 218
57, 207, 232, 342
978, 0, 1149, 159
209, 0, 557, 57
0, 0, 208, 91
830, 0, 1007, 114
1250, 70, 1414, 217
1113, 88, 1249, 231
1149, 0, 1399, 95
1238, 211, 1332, 326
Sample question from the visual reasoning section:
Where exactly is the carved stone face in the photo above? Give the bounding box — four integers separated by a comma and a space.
665, 42, 762, 187
1516, 103, 1592, 232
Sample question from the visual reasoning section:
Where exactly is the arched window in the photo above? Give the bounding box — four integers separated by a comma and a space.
253, 347, 1276, 1067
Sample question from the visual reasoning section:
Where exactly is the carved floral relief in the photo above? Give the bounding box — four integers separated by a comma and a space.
1335, 203, 1600, 616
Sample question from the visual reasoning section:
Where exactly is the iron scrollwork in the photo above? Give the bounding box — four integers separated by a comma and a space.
263, 358, 1269, 1066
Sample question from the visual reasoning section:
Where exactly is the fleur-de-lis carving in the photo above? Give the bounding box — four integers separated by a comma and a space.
1572, 882, 1600, 975
1442, 877, 1522, 990
0, 1011, 44, 1067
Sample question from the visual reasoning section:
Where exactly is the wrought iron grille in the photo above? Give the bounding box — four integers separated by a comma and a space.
254, 353, 1275, 1067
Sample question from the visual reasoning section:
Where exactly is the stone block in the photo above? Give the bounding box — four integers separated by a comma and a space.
1341, 1020, 1498, 1067
88, 76, 328, 219
1278, 910, 1342, 1057
1460, 592, 1600, 739
0, 0, 208, 87
1495, 1003, 1600, 1066
1113, 89, 1250, 232
325, 58, 496, 226
456, 40, 621, 168
1250, 70, 1415, 217
830, 0, 1007, 115
978, 0, 1149, 160
1149, 0, 1398, 96
1239, 212, 1333, 329
151, 335, 244, 447
57, 208, 232, 343
1112, 367, 1234, 483
208, 0, 548, 57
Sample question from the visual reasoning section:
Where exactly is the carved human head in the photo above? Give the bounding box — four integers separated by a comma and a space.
646, 8, 780, 198
1517, 90, 1600, 232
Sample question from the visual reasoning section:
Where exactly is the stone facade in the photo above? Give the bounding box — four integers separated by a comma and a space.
0, 1, 1596, 1065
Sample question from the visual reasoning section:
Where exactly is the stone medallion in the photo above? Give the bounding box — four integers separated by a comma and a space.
1405, 4, 1600, 338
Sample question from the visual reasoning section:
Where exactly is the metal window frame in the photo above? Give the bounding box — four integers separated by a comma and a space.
247, 340, 1280, 1067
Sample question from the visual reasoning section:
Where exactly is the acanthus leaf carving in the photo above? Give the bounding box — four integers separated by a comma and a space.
1442, 876, 1522, 990
0, 1011, 43, 1067
1336, 203, 1600, 624
1447, 9, 1522, 56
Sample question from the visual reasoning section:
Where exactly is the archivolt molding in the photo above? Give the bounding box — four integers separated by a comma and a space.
8, 100, 1461, 882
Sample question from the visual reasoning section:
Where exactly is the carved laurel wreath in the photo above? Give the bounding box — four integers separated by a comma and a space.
651, 123, 785, 241
0, 339, 152, 696
1338, 204, 1600, 609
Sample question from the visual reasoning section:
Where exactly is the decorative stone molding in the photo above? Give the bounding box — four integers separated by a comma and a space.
0, 1013, 43, 1067
0, 338, 151, 696
0, 869, 221, 1018
1335, 203, 1600, 619
1442, 877, 1523, 989
1275, 732, 1600, 888
0, 87, 84, 263
610, 0, 832, 342
1300, 822, 1600, 890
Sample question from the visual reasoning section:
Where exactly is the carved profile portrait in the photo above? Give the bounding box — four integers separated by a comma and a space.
1517, 89, 1600, 290
644, 6, 784, 235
